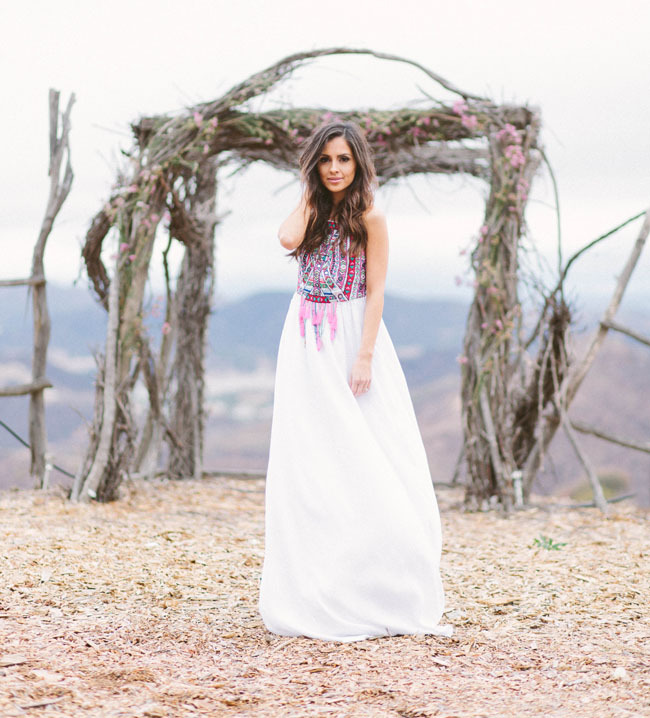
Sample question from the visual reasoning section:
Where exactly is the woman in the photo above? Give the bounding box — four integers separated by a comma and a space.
259, 121, 451, 642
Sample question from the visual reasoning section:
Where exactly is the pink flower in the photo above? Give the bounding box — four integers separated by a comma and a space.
120, 243, 129, 252
321, 112, 333, 123
151, 213, 160, 222
432, 118, 440, 127
421, 116, 431, 126
480, 224, 489, 235
161, 322, 171, 335
487, 286, 499, 295
452, 99, 468, 115
481, 322, 488, 329
505, 144, 525, 168
265, 138, 273, 145
495, 319, 503, 330
193, 111, 203, 127
461, 114, 478, 131
129, 254, 136, 262
142, 218, 152, 229
496, 123, 521, 145
126, 184, 138, 193
203, 143, 210, 154
457, 355, 469, 365
209, 117, 218, 129
115, 197, 125, 207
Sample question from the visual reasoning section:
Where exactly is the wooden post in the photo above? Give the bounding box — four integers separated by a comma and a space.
31, 90, 74, 485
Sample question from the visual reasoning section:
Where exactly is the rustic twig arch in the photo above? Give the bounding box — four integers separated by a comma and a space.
73, 47, 640, 511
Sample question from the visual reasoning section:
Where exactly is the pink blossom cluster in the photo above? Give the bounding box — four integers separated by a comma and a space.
517, 178, 530, 202
461, 114, 478, 130
452, 99, 478, 133
504, 144, 526, 168
495, 123, 521, 145
119, 243, 136, 263
480, 318, 504, 334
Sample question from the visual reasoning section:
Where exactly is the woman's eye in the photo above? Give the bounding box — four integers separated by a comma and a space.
340, 156, 350, 162
319, 157, 329, 164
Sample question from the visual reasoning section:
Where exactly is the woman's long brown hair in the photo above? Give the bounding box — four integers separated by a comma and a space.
292, 122, 376, 258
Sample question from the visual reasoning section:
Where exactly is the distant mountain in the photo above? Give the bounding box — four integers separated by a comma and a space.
0, 285, 467, 467
207, 292, 468, 370
1, 284, 648, 506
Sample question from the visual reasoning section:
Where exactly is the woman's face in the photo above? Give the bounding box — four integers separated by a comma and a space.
317, 136, 357, 203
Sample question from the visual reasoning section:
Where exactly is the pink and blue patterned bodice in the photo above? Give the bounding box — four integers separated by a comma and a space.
297, 221, 366, 304
296, 220, 366, 350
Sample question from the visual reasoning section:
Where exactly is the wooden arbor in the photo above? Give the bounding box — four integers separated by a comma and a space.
72, 48, 558, 505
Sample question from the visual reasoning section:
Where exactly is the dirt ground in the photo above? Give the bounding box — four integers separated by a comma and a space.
1, 477, 648, 717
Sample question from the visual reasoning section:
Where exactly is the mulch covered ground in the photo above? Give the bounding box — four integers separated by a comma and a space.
1, 477, 648, 717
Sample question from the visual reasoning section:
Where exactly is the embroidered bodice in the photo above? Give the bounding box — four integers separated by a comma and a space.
296, 221, 366, 350
297, 221, 366, 303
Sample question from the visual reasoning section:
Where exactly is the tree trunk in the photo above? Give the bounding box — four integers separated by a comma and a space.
461, 117, 541, 510
167, 159, 219, 480
73, 199, 162, 501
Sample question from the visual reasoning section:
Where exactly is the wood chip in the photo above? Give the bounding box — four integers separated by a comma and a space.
0, 478, 647, 717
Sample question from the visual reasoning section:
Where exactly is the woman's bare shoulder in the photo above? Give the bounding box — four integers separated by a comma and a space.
363, 205, 387, 229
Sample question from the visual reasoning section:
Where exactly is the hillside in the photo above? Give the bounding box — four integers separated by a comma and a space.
0, 478, 647, 717
1, 286, 648, 504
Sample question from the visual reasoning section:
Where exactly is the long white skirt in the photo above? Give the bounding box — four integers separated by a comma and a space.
259, 294, 452, 642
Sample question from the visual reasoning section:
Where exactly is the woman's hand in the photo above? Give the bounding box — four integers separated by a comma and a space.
349, 356, 372, 396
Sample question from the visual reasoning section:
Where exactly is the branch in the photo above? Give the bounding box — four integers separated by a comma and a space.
560, 409, 608, 514
217, 47, 488, 109
0, 378, 52, 397
72, 251, 121, 502
600, 319, 650, 348
523, 207, 650, 491
0, 276, 45, 287
565, 207, 650, 405
571, 420, 650, 454
525, 209, 647, 350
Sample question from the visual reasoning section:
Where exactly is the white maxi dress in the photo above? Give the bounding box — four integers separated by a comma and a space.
259, 221, 451, 642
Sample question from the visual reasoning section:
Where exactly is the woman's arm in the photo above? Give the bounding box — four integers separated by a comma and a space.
349, 207, 389, 397
278, 196, 309, 250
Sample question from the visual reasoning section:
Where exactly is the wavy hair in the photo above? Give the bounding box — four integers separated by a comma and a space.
292, 121, 376, 257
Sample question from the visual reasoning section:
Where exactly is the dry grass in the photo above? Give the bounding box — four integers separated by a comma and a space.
1, 477, 648, 717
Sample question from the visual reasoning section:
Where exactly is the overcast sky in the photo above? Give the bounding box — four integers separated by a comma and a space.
2, 0, 649, 313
